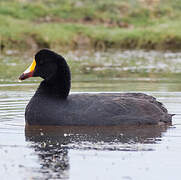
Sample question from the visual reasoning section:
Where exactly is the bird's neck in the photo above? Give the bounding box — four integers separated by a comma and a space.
35, 66, 71, 99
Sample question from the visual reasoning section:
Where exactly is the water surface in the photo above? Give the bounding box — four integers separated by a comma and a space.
0, 50, 181, 180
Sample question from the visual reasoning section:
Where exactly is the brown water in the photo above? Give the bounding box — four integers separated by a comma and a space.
0, 50, 181, 180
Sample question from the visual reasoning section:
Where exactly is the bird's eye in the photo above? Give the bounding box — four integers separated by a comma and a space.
39, 60, 44, 65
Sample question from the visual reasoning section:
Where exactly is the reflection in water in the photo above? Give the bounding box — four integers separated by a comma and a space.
1, 49, 181, 179
25, 125, 170, 179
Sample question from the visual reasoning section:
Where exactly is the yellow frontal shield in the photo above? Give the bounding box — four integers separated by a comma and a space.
19, 59, 36, 80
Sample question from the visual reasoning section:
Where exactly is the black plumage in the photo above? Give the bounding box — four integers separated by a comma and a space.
19, 49, 172, 126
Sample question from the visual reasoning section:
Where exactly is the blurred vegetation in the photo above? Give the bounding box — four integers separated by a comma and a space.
1, 49, 181, 83
0, 0, 181, 50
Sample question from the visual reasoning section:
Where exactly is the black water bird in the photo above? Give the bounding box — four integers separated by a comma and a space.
19, 49, 172, 126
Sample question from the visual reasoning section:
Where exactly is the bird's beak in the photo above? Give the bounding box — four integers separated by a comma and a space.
19, 59, 36, 80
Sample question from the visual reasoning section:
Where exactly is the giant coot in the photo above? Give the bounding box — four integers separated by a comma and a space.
19, 49, 172, 126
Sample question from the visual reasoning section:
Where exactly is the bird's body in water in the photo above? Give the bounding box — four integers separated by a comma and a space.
19, 49, 173, 126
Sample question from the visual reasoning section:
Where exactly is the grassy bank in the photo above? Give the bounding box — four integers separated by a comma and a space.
1, 50, 181, 83
0, 0, 181, 50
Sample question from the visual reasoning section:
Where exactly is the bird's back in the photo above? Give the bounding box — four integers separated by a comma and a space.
25, 93, 172, 126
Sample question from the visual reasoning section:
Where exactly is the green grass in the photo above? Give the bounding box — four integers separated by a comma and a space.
0, 0, 181, 50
